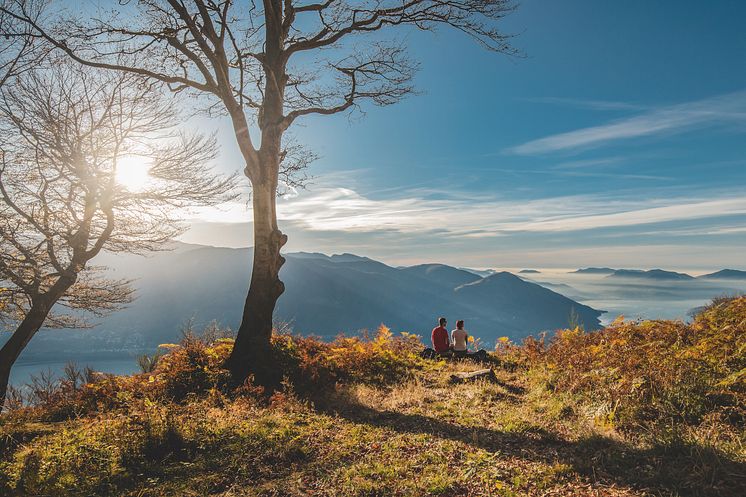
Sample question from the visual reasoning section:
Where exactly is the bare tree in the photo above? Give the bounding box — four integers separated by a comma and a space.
1, 0, 517, 383
0, 0, 45, 87
0, 65, 237, 409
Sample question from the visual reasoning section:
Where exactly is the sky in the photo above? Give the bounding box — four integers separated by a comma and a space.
180, 0, 746, 270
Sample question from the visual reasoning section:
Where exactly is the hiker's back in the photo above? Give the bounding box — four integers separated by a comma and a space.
452, 328, 468, 352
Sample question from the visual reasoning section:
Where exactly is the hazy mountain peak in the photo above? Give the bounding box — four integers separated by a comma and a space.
329, 253, 374, 263
698, 269, 746, 280
457, 271, 522, 289
402, 264, 481, 288
287, 251, 330, 260
454, 271, 603, 331
459, 267, 497, 277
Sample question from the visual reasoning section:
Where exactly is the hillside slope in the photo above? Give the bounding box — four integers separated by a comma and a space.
454, 272, 600, 333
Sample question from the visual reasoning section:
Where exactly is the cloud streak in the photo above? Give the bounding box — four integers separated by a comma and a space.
266, 187, 746, 237
522, 97, 648, 112
182, 187, 746, 269
508, 90, 746, 155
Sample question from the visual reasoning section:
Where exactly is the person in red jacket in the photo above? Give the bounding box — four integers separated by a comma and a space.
431, 317, 451, 355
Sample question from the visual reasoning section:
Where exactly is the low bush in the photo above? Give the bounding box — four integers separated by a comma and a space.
271, 325, 426, 392
518, 296, 746, 430
7, 324, 426, 421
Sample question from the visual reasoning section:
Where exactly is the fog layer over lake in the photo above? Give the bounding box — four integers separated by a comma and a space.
515, 269, 746, 324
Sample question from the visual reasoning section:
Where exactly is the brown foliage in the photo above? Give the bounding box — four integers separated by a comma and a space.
9, 324, 426, 421
517, 297, 746, 428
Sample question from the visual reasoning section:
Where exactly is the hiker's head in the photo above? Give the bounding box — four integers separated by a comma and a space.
456, 320, 464, 330
438, 317, 447, 327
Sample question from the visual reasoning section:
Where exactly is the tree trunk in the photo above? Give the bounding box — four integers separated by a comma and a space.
223, 21, 288, 385
0, 302, 50, 412
225, 178, 287, 386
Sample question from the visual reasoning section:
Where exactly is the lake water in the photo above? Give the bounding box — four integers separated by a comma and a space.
11, 357, 140, 387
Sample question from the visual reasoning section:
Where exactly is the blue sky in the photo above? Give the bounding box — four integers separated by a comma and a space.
183, 0, 746, 270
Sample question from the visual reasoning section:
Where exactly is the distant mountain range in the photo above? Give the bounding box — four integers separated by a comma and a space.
572, 267, 746, 281
519, 269, 540, 274
8, 245, 604, 362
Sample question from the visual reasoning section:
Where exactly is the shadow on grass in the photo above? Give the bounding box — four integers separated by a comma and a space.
314, 393, 746, 497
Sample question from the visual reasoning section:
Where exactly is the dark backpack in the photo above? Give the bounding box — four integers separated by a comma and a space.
420, 348, 437, 360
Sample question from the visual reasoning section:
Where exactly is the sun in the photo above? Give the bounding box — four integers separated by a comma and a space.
116, 155, 152, 191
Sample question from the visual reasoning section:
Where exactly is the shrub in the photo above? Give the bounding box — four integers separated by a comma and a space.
10, 324, 427, 422
152, 334, 234, 401
11, 364, 99, 421
271, 325, 426, 393
137, 351, 164, 373
689, 296, 746, 400
522, 297, 746, 429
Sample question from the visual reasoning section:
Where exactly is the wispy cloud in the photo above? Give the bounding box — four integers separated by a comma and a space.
189, 179, 746, 240
514, 197, 746, 232
508, 90, 746, 155
522, 97, 648, 112
183, 187, 746, 269
557, 171, 671, 181
551, 157, 624, 169
266, 187, 746, 237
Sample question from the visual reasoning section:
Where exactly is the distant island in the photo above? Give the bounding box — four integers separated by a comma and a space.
698, 269, 746, 280
606, 269, 694, 281
518, 269, 540, 274
572, 267, 616, 274
572, 267, 746, 281
607, 269, 694, 280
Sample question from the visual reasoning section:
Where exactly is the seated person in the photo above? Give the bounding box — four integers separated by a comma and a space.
451, 320, 469, 357
431, 316, 451, 356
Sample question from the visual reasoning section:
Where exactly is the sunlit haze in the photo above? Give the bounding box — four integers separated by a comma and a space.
115, 155, 152, 192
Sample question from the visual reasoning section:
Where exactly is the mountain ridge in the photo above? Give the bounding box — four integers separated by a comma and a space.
7, 246, 604, 363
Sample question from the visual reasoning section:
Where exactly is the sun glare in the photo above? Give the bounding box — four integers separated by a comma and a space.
116, 156, 152, 191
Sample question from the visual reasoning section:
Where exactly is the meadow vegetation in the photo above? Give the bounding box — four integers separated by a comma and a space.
0, 297, 744, 496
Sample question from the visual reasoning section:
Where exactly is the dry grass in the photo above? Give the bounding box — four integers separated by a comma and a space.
2, 362, 743, 496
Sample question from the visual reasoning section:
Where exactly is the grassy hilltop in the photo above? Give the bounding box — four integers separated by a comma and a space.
1, 297, 744, 497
